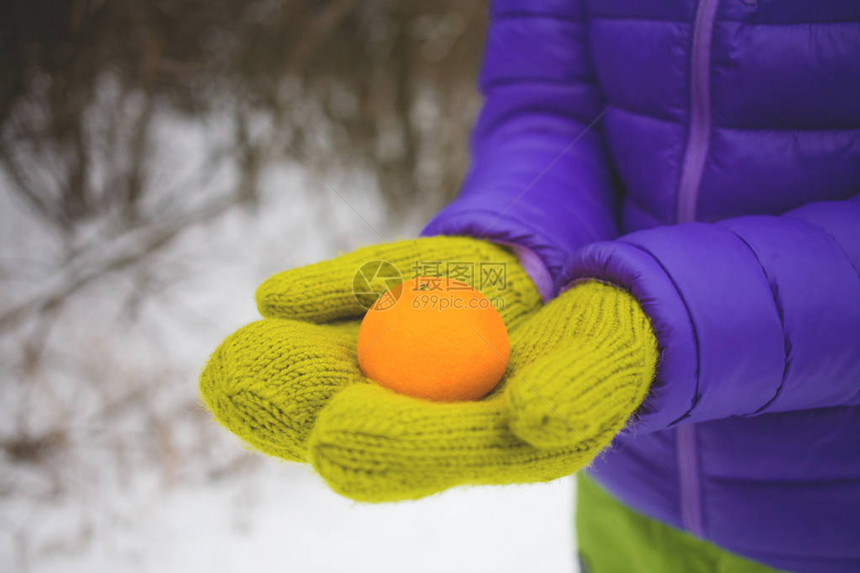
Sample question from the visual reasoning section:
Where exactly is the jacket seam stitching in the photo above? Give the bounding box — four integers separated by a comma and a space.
590, 15, 860, 26
429, 207, 567, 269
490, 13, 584, 24
589, 15, 691, 25
782, 213, 860, 280
623, 192, 664, 224
474, 104, 602, 133
481, 76, 596, 91
607, 102, 860, 133
617, 240, 702, 422
719, 19, 860, 27
713, 125, 860, 134
607, 100, 684, 127
716, 223, 790, 413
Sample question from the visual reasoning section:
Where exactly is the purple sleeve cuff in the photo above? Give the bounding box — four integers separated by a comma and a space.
562, 239, 699, 432
493, 240, 556, 302
421, 207, 573, 300
561, 203, 860, 431
562, 223, 788, 432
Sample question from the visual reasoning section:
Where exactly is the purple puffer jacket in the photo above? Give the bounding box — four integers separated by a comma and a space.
422, 1, 860, 571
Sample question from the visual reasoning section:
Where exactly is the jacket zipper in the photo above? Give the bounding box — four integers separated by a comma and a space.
677, 0, 719, 224
677, 424, 705, 537
675, 0, 719, 539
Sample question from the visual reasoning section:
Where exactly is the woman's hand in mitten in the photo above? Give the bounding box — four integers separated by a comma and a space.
200, 237, 658, 502
307, 280, 658, 501
199, 237, 541, 464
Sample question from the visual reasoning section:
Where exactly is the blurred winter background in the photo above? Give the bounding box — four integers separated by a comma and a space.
0, 1, 576, 571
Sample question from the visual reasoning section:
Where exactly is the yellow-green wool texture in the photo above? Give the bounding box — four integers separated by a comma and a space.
200, 236, 659, 502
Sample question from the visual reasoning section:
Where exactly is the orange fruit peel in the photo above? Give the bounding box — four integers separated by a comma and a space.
357, 277, 509, 401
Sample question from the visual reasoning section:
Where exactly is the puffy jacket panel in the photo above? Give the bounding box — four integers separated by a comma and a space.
423, 2, 860, 570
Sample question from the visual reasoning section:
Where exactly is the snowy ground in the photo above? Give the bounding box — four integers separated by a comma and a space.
5, 464, 575, 573
0, 106, 579, 572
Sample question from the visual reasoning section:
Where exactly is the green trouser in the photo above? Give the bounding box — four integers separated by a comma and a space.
575, 473, 783, 573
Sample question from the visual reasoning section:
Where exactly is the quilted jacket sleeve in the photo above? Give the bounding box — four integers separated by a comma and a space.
421, 0, 620, 299
563, 194, 860, 432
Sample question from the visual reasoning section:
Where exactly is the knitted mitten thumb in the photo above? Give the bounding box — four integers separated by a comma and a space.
505, 280, 659, 450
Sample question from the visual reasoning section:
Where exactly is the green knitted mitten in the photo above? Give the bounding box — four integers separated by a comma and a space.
309, 280, 658, 500
199, 237, 659, 502
200, 237, 542, 463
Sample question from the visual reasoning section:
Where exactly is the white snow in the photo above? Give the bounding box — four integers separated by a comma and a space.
0, 92, 579, 573
10, 464, 575, 573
